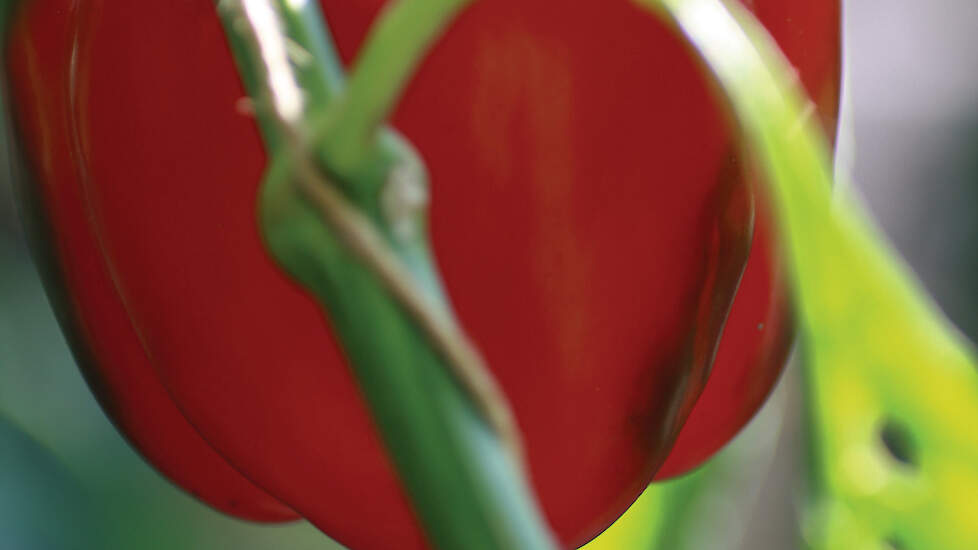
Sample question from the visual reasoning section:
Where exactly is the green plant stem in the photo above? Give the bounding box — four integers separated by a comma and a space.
215, 1, 558, 549
314, 0, 473, 176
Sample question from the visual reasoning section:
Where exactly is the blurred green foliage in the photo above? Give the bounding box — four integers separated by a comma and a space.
0, 414, 98, 550
643, 1, 978, 549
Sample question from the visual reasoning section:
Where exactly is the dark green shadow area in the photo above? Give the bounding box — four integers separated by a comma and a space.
0, 415, 101, 550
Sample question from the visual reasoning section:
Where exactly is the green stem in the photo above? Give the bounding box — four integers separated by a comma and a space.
215, 2, 558, 549
314, 0, 473, 176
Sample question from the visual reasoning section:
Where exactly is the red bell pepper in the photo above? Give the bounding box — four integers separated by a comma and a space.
4, 0, 839, 548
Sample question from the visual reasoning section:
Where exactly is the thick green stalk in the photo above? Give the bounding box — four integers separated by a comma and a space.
642, 0, 978, 548
215, 1, 558, 549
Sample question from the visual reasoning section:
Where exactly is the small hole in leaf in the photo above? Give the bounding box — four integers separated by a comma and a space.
879, 419, 917, 469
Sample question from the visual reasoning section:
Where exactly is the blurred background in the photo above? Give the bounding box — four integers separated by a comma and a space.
1, 1, 976, 548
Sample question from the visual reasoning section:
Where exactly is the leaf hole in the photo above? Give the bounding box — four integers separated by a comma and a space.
879, 418, 918, 470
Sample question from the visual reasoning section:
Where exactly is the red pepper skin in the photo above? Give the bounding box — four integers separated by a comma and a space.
5, 1, 839, 549
658, 0, 842, 478
4, 2, 297, 523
